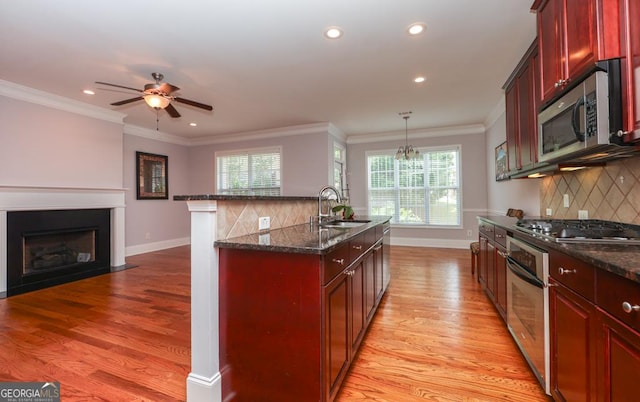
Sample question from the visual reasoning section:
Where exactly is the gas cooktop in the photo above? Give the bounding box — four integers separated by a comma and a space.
514, 219, 640, 245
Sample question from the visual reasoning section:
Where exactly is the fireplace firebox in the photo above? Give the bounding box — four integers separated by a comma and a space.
7, 209, 111, 296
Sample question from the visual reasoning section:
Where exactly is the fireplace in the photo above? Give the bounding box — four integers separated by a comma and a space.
7, 209, 111, 296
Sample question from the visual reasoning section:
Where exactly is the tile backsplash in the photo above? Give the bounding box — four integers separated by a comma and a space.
540, 156, 640, 224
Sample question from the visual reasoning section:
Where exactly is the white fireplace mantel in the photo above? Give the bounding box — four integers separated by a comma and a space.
0, 186, 126, 298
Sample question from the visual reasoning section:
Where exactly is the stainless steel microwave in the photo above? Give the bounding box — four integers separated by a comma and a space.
538, 59, 625, 163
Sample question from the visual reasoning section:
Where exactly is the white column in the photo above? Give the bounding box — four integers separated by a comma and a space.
186, 200, 222, 402
111, 206, 126, 268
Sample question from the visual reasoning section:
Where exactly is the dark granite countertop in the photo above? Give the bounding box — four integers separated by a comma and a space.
478, 215, 640, 284
215, 216, 391, 255
173, 194, 317, 201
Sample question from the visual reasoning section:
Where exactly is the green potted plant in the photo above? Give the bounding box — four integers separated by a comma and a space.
332, 203, 354, 220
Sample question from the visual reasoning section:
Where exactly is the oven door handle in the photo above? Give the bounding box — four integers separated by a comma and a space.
507, 257, 544, 289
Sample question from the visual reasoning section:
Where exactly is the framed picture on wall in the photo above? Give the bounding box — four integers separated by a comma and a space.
495, 141, 509, 181
136, 151, 168, 200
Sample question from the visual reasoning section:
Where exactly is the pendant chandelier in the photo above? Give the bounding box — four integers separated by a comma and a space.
395, 111, 419, 160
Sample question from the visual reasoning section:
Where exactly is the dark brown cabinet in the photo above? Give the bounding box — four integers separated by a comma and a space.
621, 0, 640, 140
219, 224, 388, 402
324, 268, 351, 400
477, 219, 507, 320
504, 40, 539, 174
596, 309, 640, 402
549, 249, 597, 402
547, 248, 640, 402
532, 0, 622, 105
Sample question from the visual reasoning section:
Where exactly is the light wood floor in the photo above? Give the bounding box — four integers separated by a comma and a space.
0, 245, 551, 401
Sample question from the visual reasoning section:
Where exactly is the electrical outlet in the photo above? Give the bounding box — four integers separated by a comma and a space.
466, 230, 473, 237
563, 194, 570, 207
578, 210, 588, 219
145, 232, 151, 240
259, 216, 270, 230
546, 208, 553, 216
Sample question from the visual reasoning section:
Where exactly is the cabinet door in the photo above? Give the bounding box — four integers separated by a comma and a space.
485, 241, 496, 300
478, 235, 489, 286
505, 82, 520, 172
517, 49, 539, 168
373, 243, 384, 304
564, 0, 598, 80
597, 309, 640, 402
495, 244, 508, 320
324, 271, 350, 401
550, 280, 597, 402
350, 260, 365, 355
538, 0, 563, 101
622, 0, 640, 139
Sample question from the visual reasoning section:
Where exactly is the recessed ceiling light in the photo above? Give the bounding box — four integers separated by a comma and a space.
324, 27, 343, 39
83, 89, 95, 95
407, 23, 426, 36
414, 76, 426, 83
189, 122, 197, 127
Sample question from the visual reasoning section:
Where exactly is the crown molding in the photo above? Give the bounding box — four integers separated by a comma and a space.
0, 80, 126, 124
124, 124, 191, 146
187, 122, 336, 146
346, 124, 485, 145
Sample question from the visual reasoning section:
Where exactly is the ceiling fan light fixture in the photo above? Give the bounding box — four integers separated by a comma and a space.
144, 94, 171, 109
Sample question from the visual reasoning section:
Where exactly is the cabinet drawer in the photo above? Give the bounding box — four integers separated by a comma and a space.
479, 221, 495, 241
597, 270, 640, 332
323, 243, 349, 285
494, 227, 507, 248
549, 250, 595, 302
349, 232, 368, 263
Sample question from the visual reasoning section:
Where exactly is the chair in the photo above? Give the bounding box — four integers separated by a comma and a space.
470, 208, 524, 276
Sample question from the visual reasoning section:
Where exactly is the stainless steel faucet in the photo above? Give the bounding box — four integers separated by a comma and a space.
316, 185, 342, 224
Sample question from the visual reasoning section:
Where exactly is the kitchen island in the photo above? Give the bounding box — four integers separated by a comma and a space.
175, 194, 390, 402
215, 216, 391, 402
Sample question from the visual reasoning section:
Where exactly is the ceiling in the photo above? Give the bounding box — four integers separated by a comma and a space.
0, 1, 536, 141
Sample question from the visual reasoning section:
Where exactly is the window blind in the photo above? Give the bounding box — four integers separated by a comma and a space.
216, 148, 281, 195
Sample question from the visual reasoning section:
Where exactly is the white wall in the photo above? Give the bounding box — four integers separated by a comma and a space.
0, 97, 123, 189
485, 111, 540, 217
347, 128, 488, 248
123, 134, 191, 254
187, 131, 332, 196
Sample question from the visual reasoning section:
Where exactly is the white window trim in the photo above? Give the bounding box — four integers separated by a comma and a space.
365, 144, 463, 229
215, 145, 283, 194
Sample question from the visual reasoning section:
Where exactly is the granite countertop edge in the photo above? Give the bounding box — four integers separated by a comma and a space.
478, 215, 640, 285
215, 216, 391, 255
174, 194, 317, 201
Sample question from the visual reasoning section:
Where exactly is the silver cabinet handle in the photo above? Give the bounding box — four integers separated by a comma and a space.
332, 258, 344, 265
352, 245, 362, 250
345, 270, 355, 277
497, 250, 508, 258
558, 267, 576, 275
622, 302, 640, 313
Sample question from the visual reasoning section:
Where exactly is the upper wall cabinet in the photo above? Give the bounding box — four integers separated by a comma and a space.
504, 40, 539, 174
621, 0, 640, 140
531, 0, 622, 106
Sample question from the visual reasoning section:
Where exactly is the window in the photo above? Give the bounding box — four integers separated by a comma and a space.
216, 147, 281, 195
334, 143, 346, 197
367, 146, 461, 226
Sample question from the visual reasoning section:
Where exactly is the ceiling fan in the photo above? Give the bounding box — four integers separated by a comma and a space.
95, 72, 213, 118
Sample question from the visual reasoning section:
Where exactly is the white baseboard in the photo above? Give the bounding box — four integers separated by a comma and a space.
391, 236, 472, 249
125, 237, 191, 257
186, 372, 222, 402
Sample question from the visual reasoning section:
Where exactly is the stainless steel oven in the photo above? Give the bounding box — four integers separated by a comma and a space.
506, 236, 550, 395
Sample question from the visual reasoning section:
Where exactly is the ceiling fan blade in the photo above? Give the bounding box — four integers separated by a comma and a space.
174, 97, 214, 111
158, 83, 180, 94
165, 103, 181, 118
111, 96, 143, 106
95, 81, 143, 93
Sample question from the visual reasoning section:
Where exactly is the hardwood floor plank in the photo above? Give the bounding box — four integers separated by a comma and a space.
0, 245, 550, 401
